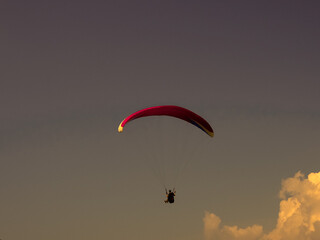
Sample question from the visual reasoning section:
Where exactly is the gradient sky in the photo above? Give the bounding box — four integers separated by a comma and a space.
1, 1, 320, 240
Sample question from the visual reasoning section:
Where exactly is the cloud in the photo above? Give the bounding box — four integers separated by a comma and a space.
204, 171, 320, 240
203, 212, 263, 240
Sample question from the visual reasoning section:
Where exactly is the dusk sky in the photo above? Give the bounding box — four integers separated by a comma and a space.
1, 1, 320, 240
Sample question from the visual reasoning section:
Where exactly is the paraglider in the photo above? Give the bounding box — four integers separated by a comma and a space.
164, 188, 176, 204
118, 105, 214, 137
118, 105, 214, 204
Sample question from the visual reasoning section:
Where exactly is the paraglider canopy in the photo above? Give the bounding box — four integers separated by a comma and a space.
118, 105, 214, 137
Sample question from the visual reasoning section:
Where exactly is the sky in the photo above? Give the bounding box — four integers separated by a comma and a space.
1, 1, 320, 239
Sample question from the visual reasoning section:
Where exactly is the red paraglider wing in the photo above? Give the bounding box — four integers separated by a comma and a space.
118, 105, 214, 137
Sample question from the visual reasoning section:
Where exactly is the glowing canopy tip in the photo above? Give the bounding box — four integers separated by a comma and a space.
118, 121, 124, 132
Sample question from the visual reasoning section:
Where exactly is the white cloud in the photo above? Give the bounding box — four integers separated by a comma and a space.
204, 171, 320, 240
